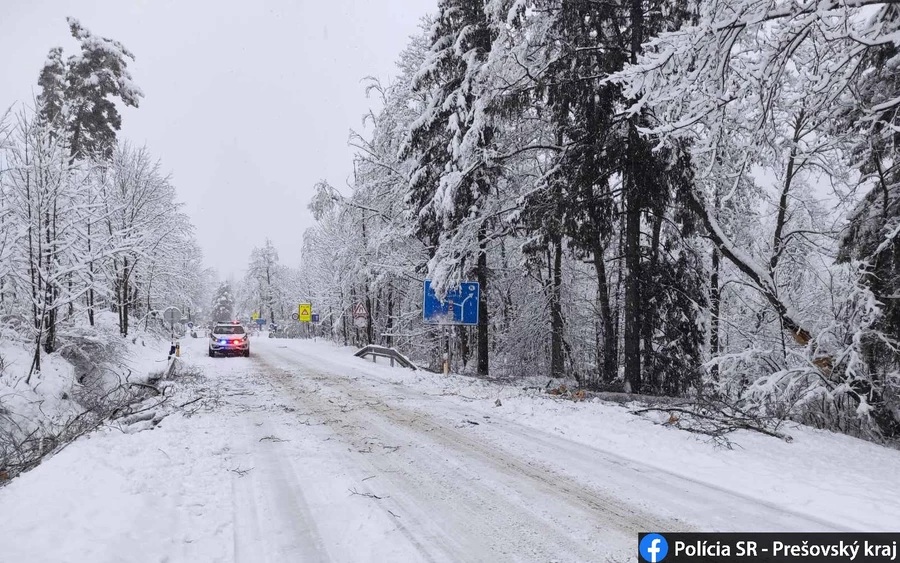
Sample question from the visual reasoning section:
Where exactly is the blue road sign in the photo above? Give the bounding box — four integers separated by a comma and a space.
187, 322, 194, 329
256, 318, 266, 326
423, 280, 480, 325
311, 313, 320, 323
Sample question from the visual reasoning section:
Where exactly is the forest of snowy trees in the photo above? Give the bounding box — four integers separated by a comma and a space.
0, 19, 211, 379
3, 2, 897, 459
299, 0, 900, 440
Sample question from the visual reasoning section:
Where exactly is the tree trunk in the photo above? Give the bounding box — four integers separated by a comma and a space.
457, 325, 470, 368
622, 0, 647, 395
477, 227, 489, 376
67, 277, 74, 318
549, 238, 565, 379
592, 242, 617, 383
386, 288, 394, 349
365, 293, 374, 345
87, 287, 95, 326
43, 302, 57, 355
499, 239, 513, 334
42, 208, 57, 355
770, 112, 804, 276
340, 291, 348, 346
623, 177, 643, 394
687, 190, 813, 343
29, 331, 41, 383
87, 201, 95, 327
122, 259, 130, 337
642, 215, 662, 392
710, 247, 721, 380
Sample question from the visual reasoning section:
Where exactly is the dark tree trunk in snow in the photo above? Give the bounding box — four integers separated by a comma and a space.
593, 242, 617, 383
458, 325, 471, 368
710, 247, 721, 380
477, 227, 489, 376
642, 214, 663, 392
687, 190, 813, 343
623, 180, 643, 394
386, 289, 394, 349
43, 307, 57, 355
365, 294, 374, 345
622, 0, 646, 394
122, 258, 130, 337
549, 239, 565, 379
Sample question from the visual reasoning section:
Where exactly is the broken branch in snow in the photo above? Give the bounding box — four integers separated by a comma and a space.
431, 390, 481, 401
348, 487, 388, 500
177, 396, 203, 409
230, 466, 253, 477
633, 394, 793, 448
258, 435, 288, 443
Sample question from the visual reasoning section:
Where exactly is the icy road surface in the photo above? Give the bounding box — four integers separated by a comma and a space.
4, 335, 900, 563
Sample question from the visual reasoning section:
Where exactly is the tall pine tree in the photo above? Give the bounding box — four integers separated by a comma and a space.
402, 0, 499, 375
37, 17, 143, 162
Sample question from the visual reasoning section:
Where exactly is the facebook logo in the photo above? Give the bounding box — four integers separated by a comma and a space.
639, 534, 669, 562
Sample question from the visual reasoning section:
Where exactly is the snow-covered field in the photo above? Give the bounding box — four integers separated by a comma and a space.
3, 335, 900, 563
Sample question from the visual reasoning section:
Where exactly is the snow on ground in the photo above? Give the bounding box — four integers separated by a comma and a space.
2, 334, 900, 563
0, 313, 175, 465
293, 338, 900, 533
0, 337, 80, 432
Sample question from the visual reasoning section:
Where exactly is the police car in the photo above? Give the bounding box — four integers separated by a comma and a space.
209, 321, 250, 357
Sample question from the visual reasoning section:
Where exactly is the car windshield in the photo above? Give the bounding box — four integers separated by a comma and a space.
214, 326, 245, 335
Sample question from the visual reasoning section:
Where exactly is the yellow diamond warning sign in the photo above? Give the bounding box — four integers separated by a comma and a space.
298, 303, 312, 322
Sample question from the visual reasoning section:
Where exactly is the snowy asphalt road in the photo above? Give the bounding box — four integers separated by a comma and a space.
2, 335, 851, 563
234, 342, 669, 562
194, 337, 840, 562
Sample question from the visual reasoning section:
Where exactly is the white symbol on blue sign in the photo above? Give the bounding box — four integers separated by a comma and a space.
423, 280, 480, 325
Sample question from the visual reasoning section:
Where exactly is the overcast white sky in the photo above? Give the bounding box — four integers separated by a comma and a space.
0, 0, 434, 279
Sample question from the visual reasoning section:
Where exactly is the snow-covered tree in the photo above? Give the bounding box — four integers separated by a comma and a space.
210, 281, 235, 323
3, 108, 76, 374
611, 0, 900, 435
0, 21, 206, 382
244, 240, 282, 322
298, 0, 898, 439
37, 17, 143, 161
401, 0, 503, 375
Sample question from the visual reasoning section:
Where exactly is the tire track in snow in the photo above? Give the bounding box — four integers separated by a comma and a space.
254, 348, 676, 561
231, 416, 330, 563
260, 339, 849, 534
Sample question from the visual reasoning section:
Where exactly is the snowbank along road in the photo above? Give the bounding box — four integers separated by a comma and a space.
3, 334, 894, 563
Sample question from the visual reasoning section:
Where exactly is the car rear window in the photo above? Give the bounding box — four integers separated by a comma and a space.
214, 325, 245, 335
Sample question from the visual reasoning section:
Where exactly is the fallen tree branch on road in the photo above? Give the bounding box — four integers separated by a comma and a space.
349, 487, 388, 500
632, 394, 793, 448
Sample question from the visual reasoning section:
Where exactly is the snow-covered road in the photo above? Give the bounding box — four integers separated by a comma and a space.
3, 335, 899, 563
